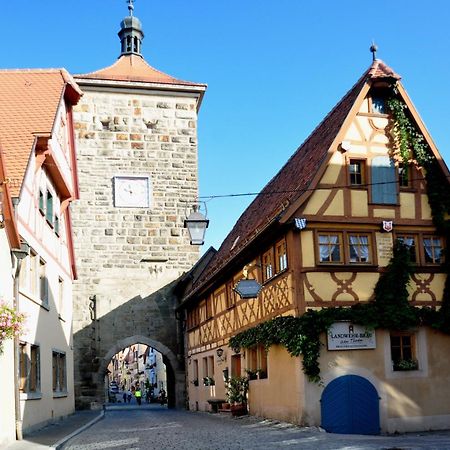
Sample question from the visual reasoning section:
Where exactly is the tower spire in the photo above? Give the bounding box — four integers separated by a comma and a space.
118, 0, 144, 57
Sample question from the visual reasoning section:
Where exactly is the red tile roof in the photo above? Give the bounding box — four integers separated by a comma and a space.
0, 69, 82, 197
186, 60, 400, 300
75, 54, 206, 87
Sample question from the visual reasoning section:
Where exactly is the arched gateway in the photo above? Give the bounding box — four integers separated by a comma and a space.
100, 336, 182, 409
69, 4, 206, 410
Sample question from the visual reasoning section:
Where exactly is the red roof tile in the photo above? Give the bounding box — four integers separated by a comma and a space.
75, 54, 206, 87
0, 69, 82, 197
187, 60, 399, 299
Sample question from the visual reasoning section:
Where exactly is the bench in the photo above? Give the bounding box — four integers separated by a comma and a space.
207, 399, 226, 413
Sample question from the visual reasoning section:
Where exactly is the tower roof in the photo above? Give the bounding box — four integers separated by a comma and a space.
76, 1, 206, 90
76, 54, 206, 87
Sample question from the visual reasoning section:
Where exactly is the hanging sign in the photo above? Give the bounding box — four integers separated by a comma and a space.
327, 322, 376, 350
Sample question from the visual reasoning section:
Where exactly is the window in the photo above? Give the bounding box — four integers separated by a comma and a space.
275, 239, 287, 272
349, 160, 365, 186
52, 351, 66, 393
396, 235, 417, 263
390, 332, 418, 371
19, 343, 41, 393
262, 249, 274, 282
205, 295, 213, 320
46, 191, 53, 223
39, 258, 48, 304
423, 236, 443, 264
348, 234, 371, 263
38, 184, 59, 233
398, 163, 411, 188
371, 156, 397, 204
54, 214, 60, 235
317, 232, 373, 265
193, 359, 199, 385
187, 307, 199, 329
39, 190, 45, 214
226, 281, 236, 309
371, 97, 386, 114
318, 233, 343, 263
247, 344, 268, 380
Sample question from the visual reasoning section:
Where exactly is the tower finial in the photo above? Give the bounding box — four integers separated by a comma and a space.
370, 41, 378, 62
127, 0, 134, 16
118, 0, 144, 57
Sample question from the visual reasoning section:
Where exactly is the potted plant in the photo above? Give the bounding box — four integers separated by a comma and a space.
203, 376, 215, 386
225, 376, 249, 416
393, 359, 419, 371
245, 369, 258, 381
192, 379, 199, 386
0, 301, 26, 354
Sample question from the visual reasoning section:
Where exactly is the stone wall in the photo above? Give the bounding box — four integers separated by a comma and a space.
71, 85, 201, 408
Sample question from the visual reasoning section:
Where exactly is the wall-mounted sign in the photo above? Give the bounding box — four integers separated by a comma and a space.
327, 322, 376, 350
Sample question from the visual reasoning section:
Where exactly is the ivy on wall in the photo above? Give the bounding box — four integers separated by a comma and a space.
229, 94, 450, 383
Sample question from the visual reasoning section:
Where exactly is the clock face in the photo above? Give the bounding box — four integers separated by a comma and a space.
114, 176, 150, 208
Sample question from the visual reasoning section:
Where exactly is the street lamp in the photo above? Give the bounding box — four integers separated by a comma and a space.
184, 203, 209, 245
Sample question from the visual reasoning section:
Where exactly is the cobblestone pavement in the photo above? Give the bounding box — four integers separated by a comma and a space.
62, 406, 450, 450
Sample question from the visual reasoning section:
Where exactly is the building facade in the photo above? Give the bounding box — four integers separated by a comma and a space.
179, 59, 450, 434
71, 5, 206, 409
0, 69, 82, 436
0, 143, 21, 446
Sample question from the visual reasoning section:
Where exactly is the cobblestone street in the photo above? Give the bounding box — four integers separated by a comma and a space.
62, 405, 450, 450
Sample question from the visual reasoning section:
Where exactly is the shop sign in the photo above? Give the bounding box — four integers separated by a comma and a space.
327, 322, 376, 350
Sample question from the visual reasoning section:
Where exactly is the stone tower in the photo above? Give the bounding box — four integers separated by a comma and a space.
71, 3, 206, 409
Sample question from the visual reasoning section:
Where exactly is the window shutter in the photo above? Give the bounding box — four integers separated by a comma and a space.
371, 156, 397, 204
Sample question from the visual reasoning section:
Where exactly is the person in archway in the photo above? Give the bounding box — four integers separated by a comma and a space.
127, 389, 132, 403
135, 387, 142, 405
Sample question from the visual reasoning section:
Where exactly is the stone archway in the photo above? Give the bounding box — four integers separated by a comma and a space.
99, 335, 184, 408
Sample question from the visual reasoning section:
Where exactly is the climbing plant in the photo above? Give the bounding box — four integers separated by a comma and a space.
229, 95, 450, 383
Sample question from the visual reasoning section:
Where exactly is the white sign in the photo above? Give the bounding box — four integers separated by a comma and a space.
327, 322, 376, 350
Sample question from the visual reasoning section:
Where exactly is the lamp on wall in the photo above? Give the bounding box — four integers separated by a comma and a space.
184, 202, 209, 245
216, 348, 224, 358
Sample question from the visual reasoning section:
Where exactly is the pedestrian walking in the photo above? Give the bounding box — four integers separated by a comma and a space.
122, 391, 127, 403
127, 389, 132, 403
135, 387, 142, 405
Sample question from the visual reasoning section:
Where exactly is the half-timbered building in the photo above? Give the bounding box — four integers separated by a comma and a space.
178, 58, 450, 434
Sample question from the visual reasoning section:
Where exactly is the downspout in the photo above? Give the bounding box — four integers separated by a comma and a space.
11, 197, 29, 441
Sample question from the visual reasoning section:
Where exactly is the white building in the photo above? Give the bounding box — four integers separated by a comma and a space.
0, 69, 82, 436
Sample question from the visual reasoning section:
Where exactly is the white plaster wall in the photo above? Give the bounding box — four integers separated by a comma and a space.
0, 230, 16, 446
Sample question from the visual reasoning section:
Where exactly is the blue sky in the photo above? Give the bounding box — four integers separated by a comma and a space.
2, 1, 450, 251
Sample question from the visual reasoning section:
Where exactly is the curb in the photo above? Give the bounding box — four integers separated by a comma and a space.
51, 410, 105, 449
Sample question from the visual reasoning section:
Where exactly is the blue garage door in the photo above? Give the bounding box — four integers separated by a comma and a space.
321, 375, 380, 435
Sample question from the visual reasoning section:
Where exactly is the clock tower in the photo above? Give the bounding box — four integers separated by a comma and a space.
71, 2, 206, 409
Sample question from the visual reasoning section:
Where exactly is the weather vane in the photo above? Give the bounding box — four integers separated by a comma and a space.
127, 0, 135, 16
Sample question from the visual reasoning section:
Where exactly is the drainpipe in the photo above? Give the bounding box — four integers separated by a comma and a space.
11, 197, 29, 440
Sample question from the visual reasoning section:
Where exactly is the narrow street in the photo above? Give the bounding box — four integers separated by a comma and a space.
62, 406, 450, 450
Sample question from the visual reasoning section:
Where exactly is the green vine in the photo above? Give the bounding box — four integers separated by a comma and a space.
229, 97, 450, 383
